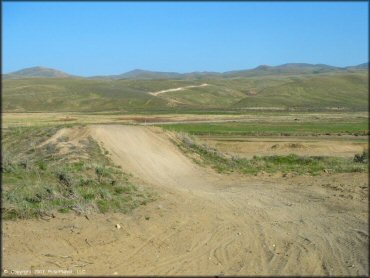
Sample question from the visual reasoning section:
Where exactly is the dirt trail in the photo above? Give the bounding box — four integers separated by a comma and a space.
3, 125, 368, 276
149, 83, 209, 96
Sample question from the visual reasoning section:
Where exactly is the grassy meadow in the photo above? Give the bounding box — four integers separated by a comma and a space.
161, 117, 368, 136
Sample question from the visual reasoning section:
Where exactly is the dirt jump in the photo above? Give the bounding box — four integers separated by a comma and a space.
3, 125, 368, 276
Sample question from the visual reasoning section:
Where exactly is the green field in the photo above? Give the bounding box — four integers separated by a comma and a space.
160, 118, 369, 136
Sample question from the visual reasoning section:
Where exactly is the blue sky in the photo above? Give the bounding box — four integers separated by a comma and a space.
3, 1, 368, 76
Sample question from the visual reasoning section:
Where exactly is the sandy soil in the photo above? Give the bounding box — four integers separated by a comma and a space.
198, 136, 368, 158
2, 125, 368, 276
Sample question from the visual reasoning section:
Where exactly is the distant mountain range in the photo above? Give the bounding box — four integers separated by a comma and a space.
4, 66, 74, 79
3, 62, 368, 80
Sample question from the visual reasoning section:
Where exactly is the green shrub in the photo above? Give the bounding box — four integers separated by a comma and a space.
354, 150, 369, 164
55, 171, 73, 187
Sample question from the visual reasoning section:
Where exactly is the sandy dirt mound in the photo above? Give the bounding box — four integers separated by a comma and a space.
3, 125, 368, 276
39, 126, 91, 155
37, 126, 92, 162
89, 125, 222, 193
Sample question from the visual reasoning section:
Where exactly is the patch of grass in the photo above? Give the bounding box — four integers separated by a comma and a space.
2, 126, 154, 220
176, 133, 368, 175
162, 119, 368, 136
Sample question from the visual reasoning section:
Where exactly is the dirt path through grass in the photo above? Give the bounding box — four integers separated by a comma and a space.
3, 125, 368, 275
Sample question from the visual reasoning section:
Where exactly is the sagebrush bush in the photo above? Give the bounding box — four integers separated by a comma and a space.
2, 126, 154, 220
354, 150, 369, 164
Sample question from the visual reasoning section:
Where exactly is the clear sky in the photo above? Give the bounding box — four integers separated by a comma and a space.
3, 1, 368, 76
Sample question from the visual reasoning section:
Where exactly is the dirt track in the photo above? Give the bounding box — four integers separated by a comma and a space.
3, 125, 368, 275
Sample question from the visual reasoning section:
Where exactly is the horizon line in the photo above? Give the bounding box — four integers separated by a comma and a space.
4, 61, 369, 77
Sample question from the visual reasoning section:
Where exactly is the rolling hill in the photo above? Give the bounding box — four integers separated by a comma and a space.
346, 62, 369, 70
90, 69, 183, 80
3, 66, 75, 79
233, 72, 368, 111
3, 67, 368, 113
224, 63, 346, 78
4, 62, 368, 80
86, 63, 367, 79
